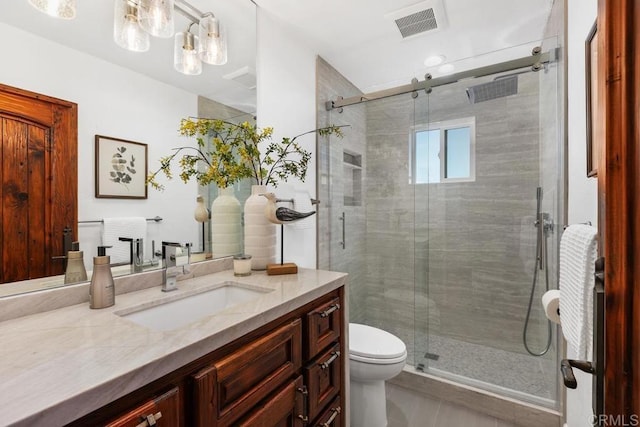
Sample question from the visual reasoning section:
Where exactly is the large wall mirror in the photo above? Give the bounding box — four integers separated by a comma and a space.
0, 0, 256, 297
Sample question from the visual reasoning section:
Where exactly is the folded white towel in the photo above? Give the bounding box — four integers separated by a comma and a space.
102, 217, 147, 264
559, 224, 597, 360
291, 190, 314, 230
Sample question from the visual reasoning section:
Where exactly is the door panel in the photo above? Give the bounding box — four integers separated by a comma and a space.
0, 84, 77, 284
597, 0, 640, 417
27, 125, 47, 278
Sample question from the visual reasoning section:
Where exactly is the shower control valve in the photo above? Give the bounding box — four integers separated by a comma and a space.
534, 213, 554, 234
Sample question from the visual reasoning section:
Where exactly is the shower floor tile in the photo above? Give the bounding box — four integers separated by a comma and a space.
418, 335, 557, 403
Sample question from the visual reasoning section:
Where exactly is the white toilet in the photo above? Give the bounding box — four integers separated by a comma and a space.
349, 323, 407, 427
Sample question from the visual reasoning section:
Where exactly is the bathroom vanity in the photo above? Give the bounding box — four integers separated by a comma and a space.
0, 263, 347, 426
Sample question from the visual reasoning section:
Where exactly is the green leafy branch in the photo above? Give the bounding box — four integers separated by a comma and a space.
146, 118, 346, 191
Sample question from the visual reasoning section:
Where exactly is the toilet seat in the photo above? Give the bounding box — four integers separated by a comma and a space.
349, 323, 407, 364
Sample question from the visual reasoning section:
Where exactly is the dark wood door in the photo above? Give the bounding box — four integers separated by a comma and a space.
0, 84, 77, 283
597, 0, 640, 417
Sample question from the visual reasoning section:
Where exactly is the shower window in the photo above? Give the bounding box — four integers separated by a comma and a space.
411, 117, 476, 184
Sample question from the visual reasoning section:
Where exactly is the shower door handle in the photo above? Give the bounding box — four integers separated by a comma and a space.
339, 212, 345, 249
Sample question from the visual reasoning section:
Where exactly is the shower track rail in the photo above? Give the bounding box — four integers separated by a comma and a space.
326, 47, 557, 111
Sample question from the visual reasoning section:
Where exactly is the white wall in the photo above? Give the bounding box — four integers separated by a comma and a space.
0, 23, 199, 265
255, 9, 318, 268
566, 0, 598, 424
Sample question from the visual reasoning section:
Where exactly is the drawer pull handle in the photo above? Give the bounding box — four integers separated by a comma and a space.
136, 411, 162, 427
297, 385, 309, 421
319, 303, 340, 318
320, 407, 341, 426
320, 351, 341, 370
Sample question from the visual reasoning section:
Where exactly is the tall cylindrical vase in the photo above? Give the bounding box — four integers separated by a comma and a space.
211, 187, 242, 257
244, 184, 276, 270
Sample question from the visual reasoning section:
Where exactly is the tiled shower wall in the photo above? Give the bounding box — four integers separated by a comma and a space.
317, 57, 556, 359
316, 57, 368, 324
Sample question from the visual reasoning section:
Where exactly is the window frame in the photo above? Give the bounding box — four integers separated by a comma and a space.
410, 117, 476, 184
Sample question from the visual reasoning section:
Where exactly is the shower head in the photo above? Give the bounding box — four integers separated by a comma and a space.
466, 75, 518, 104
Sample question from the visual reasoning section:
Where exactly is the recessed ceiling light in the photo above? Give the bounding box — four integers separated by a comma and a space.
424, 55, 445, 67
438, 63, 455, 74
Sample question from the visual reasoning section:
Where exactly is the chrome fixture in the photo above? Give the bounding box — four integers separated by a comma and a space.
161, 241, 191, 292
523, 186, 554, 356
119, 237, 145, 273
27, 0, 227, 75
28, 0, 76, 19
339, 212, 346, 249
78, 216, 163, 224
466, 75, 518, 104
326, 46, 555, 111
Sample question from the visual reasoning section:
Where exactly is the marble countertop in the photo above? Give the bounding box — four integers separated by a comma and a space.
0, 268, 347, 427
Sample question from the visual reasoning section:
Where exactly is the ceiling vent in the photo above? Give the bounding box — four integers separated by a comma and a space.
395, 8, 438, 38
223, 66, 256, 90
386, 0, 447, 39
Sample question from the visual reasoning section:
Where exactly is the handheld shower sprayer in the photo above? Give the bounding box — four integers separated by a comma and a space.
523, 187, 554, 356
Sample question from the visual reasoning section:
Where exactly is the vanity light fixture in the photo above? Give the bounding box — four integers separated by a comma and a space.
29, 0, 226, 76
174, 23, 202, 75
28, 0, 76, 19
198, 13, 227, 65
114, 0, 150, 52
138, 0, 175, 38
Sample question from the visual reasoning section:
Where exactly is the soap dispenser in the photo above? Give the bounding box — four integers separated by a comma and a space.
64, 241, 87, 284
89, 245, 115, 309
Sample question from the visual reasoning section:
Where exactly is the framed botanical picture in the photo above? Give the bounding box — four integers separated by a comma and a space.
585, 20, 598, 177
95, 135, 148, 199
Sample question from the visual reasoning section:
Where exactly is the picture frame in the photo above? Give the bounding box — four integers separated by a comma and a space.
95, 135, 148, 199
585, 20, 598, 177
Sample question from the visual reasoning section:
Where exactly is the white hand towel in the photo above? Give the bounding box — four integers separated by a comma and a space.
559, 224, 597, 360
291, 190, 314, 229
102, 217, 147, 264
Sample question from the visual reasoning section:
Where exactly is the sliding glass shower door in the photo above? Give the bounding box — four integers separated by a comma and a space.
316, 39, 563, 408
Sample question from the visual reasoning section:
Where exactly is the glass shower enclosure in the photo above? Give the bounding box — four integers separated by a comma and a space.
317, 41, 563, 408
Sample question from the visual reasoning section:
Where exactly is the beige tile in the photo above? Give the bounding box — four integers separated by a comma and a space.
387, 383, 440, 427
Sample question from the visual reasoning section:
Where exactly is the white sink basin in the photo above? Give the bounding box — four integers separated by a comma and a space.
116, 281, 272, 331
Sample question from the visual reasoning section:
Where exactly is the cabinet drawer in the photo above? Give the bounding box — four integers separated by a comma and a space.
311, 395, 341, 427
105, 387, 181, 427
192, 319, 302, 427
237, 375, 305, 427
304, 343, 341, 422
305, 297, 341, 360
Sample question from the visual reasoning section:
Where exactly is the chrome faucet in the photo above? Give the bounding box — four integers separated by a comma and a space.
118, 237, 145, 273
161, 241, 191, 292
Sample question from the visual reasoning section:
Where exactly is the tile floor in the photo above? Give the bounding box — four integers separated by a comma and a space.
386, 382, 519, 427
416, 334, 557, 404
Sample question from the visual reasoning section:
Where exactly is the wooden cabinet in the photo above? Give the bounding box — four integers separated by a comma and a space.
304, 343, 341, 422
68, 288, 345, 427
192, 319, 302, 426
311, 396, 341, 427
237, 376, 305, 427
305, 297, 341, 361
104, 387, 181, 427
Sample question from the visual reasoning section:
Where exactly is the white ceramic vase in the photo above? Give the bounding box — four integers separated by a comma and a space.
244, 185, 276, 270
211, 187, 242, 257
